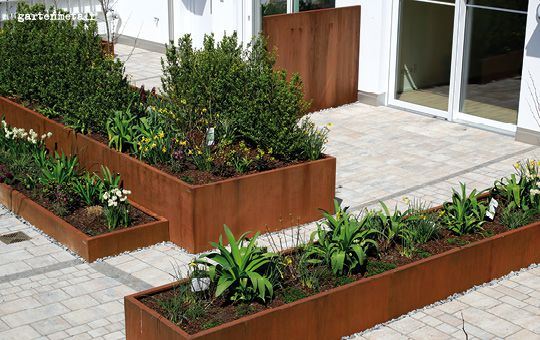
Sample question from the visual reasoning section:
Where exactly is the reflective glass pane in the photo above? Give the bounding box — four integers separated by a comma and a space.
298, 0, 335, 12
459, 7, 527, 124
395, 0, 455, 111
466, 0, 528, 12
262, 0, 287, 16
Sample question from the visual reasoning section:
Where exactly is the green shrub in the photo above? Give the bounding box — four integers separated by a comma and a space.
0, 3, 133, 134
493, 160, 540, 212
162, 33, 325, 161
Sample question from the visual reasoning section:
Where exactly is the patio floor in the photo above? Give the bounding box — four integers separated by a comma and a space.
0, 45, 539, 339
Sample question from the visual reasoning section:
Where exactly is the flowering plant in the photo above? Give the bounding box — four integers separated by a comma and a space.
102, 188, 131, 230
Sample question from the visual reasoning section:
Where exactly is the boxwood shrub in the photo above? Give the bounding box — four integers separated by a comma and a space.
0, 3, 133, 134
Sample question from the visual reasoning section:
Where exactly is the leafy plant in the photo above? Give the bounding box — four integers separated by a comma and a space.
500, 204, 534, 230
73, 173, 104, 206
37, 151, 78, 187
493, 160, 540, 212
106, 109, 139, 152
442, 183, 487, 235
305, 200, 378, 276
195, 226, 277, 303
373, 202, 410, 250
100, 166, 121, 192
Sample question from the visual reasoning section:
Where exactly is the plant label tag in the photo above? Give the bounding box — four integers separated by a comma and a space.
486, 198, 498, 221
191, 277, 211, 292
206, 127, 215, 146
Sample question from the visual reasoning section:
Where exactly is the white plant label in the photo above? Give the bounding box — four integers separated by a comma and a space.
486, 198, 498, 221
206, 127, 215, 146
191, 277, 211, 292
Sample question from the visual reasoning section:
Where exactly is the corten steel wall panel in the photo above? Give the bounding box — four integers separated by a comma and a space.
192, 156, 336, 251
0, 183, 12, 209
263, 6, 360, 112
489, 222, 540, 279
0, 96, 336, 252
125, 221, 540, 340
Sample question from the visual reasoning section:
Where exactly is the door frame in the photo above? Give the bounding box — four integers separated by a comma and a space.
387, 0, 525, 133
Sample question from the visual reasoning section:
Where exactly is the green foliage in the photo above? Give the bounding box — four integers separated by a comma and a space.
106, 109, 139, 152
100, 166, 121, 192
374, 202, 410, 248
493, 160, 540, 212
500, 204, 534, 230
73, 172, 104, 206
281, 287, 308, 303
366, 261, 397, 277
442, 183, 487, 235
0, 3, 132, 134
305, 200, 378, 276
162, 33, 324, 161
36, 151, 78, 187
196, 226, 278, 303
156, 284, 207, 325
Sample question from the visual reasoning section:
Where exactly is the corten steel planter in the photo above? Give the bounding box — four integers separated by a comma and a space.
0, 96, 337, 252
0, 182, 169, 262
124, 221, 540, 340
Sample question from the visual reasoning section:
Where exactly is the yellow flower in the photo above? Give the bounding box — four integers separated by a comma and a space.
181, 99, 187, 105
158, 131, 165, 139
179, 140, 187, 146
285, 257, 293, 266
187, 150, 193, 155
162, 147, 167, 153
202, 108, 207, 113
197, 150, 203, 155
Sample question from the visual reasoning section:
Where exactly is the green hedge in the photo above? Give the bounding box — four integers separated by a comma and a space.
0, 3, 133, 134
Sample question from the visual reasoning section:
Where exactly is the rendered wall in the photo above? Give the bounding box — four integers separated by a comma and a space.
517, 0, 540, 136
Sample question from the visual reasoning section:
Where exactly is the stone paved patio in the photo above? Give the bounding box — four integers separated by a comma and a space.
0, 45, 539, 339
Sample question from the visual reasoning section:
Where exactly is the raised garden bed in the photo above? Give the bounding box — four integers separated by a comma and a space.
0, 96, 336, 252
0, 181, 168, 262
124, 211, 540, 339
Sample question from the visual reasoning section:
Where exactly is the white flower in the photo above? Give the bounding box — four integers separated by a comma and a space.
122, 189, 131, 195
103, 192, 110, 200
120, 196, 127, 202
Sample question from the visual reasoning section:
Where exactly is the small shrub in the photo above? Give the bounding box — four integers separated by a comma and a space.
155, 284, 207, 325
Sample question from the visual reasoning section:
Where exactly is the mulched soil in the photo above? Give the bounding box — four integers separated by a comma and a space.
140, 203, 531, 334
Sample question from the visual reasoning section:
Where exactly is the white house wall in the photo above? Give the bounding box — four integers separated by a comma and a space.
517, 0, 540, 135
335, 0, 392, 98
114, 0, 170, 44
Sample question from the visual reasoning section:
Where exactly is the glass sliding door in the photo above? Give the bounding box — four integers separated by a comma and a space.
395, 0, 456, 113
458, 1, 528, 125
391, 0, 529, 131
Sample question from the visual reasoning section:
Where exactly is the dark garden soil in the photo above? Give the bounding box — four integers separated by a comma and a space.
10, 181, 155, 237
139, 202, 527, 334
